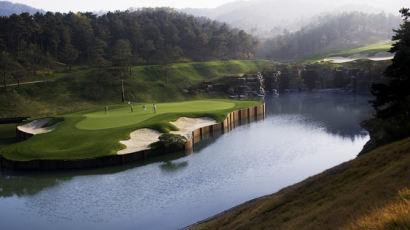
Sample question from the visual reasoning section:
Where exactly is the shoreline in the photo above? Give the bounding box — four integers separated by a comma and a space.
183, 137, 410, 230
0, 104, 265, 171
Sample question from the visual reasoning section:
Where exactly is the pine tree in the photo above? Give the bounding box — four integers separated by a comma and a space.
371, 8, 410, 119
360, 8, 410, 154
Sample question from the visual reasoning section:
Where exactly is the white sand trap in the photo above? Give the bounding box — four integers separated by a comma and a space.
170, 117, 217, 139
324, 52, 393, 63
118, 128, 161, 155
118, 117, 217, 155
17, 118, 61, 135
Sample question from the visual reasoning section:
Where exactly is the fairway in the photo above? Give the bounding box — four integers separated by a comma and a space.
77, 101, 235, 130
2, 100, 261, 161
299, 41, 393, 63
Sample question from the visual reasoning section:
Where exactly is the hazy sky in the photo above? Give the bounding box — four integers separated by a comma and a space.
8, 0, 409, 13
9, 0, 239, 12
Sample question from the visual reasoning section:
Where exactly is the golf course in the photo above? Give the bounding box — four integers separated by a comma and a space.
2, 99, 262, 162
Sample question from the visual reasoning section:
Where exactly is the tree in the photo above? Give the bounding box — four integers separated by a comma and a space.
0, 9, 258, 72
59, 44, 79, 71
112, 39, 132, 68
89, 38, 109, 68
371, 8, 410, 119
112, 39, 132, 103
360, 8, 410, 154
0, 51, 21, 89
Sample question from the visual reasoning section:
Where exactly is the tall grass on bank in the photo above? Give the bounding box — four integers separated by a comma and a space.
345, 188, 410, 230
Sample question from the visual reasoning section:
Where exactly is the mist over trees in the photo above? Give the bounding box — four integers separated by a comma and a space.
0, 1, 43, 16
261, 12, 401, 60
182, 0, 406, 39
0, 8, 258, 74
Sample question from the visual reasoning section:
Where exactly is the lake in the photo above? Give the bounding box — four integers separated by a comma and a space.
0, 92, 372, 230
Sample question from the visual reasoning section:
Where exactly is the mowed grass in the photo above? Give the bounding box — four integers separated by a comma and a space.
328, 41, 393, 58
2, 99, 262, 161
77, 101, 235, 130
0, 59, 272, 118
299, 41, 393, 63
190, 137, 410, 230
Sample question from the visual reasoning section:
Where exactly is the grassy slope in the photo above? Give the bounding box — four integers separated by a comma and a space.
0, 60, 271, 119
190, 137, 410, 230
2, 99, 261, 161
299, 41, 393, 64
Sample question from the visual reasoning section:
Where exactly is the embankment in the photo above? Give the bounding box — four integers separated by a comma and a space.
186, 137, 410, 230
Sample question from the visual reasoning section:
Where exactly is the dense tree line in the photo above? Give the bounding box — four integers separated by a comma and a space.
372, 8, 410, 119
361, 8, 410, 154
0, 8, 258, 74
261, 12, 400, 60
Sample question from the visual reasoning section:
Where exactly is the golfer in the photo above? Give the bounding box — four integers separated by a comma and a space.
153, 104, 156, 113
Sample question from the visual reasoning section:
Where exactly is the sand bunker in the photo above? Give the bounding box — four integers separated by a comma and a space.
170, 117, 217, 139
324, 52, 393, 63
117, 128, 161, 155
17, 118, 61, 135
117, 117, 217, 155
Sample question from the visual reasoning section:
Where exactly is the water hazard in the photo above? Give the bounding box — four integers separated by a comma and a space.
0, 92, 372, 230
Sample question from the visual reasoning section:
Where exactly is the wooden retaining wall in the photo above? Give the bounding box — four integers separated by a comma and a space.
0, 103, 265, 171
187, 103, 265, 151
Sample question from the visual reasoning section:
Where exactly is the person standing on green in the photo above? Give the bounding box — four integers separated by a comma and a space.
153, 104, 156, 113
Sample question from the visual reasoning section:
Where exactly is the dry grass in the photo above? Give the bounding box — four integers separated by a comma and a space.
189, 137, 410, 230
345, 188, 410, 230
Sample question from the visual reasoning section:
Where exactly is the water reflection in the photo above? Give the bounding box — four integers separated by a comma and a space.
0, 92, 373, 230
266, 92, 372, 139
0, 150, 188, 198
0, 173, 68, 198
0, 93, 372, 199
159, 161, 188, 173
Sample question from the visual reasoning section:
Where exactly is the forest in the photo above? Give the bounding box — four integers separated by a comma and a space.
261, 12, 400, 60
0, 8, 258, 76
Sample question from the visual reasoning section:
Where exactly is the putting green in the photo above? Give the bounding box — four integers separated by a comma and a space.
2, 99, 261, 161
77, 101, 235, 130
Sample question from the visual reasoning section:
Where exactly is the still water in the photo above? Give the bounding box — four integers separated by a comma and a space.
0, 92, 372, 230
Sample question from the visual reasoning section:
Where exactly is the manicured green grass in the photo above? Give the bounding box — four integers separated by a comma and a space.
0, 60, 272, 118
77, 100, 235, 130
2, 99, 262, 161
328, 41, 393, 58
299, 41, 393, 64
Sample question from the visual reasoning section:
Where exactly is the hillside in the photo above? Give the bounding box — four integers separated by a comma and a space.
181, 0, 404, 38
0, 1, 43, 16
0, 60, 271, 118
0, 8, 258, 79
189, 137, 410, 230
262, 12, 400, 61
